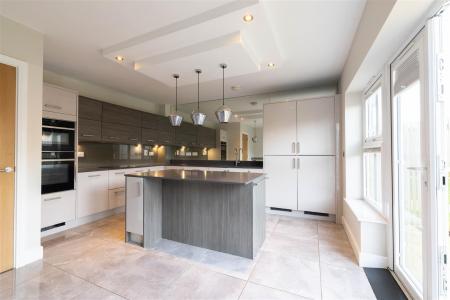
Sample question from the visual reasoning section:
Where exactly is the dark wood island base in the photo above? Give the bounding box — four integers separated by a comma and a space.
125, 169, 266, 259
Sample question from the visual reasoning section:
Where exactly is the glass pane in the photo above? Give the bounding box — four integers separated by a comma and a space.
364, 151, 382, 211
396, 79, 423, 290
364, 86, 382, 140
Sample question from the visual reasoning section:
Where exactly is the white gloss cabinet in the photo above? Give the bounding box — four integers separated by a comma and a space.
297, 97, 335, 155
42, 190, 76, 228
43, 84, 77, 116
263, 101, 297, 155
264, 156, 298, 210
77, 171, 109, 218
298, 156, 336, 214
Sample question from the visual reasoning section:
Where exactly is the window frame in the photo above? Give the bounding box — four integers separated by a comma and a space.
362, 77, 384, 214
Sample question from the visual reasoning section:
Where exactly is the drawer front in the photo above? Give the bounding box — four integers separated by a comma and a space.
102, 103, 141, 127
78, 96, 102, 120
42, 191, 76, 228
43, 84, 77, 116
109, 188, 125, 209
78, 118, 101, 142
108, 169, 127, 189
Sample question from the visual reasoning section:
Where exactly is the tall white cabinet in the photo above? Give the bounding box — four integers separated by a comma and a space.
263, 96, 337, 215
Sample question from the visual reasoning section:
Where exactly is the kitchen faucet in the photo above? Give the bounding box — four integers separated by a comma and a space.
234, 148, 241, 166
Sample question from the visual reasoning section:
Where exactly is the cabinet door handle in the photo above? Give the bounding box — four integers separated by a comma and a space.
292, 158, 296, 169
296, 142, 300, 154
129, 138, 138, 141
82, 134, 94, 137
115, 172, 125, 175
292, 142, 295, 153
146, 139, 154, 142
88, 174, 101, 178
44, 104, 62, 110
297, 158, 300, 169
108, 136, 119, 140
44, 196, 61, 202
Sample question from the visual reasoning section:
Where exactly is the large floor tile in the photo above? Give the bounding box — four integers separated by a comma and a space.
0, 261, 54, 294
321, 263, 376, 300
163, 266, 245, 300
1, 266, 123, 300
273, 218, 318, 240
263, 233, 319, 261
249, 251, 321, 299
240, 282, 310, 300
319, 240, 359, 270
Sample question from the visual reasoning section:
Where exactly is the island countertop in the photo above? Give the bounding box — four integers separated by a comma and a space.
125, 169, 265, 185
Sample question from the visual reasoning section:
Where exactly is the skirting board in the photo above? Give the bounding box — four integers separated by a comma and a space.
342, 216, 388, 268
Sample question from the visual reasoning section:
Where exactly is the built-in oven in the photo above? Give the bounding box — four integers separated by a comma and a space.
41, 151, 75, 194
42, 118, 75, 152
42, 118, 76, 194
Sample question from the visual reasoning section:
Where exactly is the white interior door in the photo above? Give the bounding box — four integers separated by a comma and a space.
297, 97, 335, 155
392, 31, 428, 299
298, 156, 336, 214
263, 101, 297, 155
264, 156, 297, 210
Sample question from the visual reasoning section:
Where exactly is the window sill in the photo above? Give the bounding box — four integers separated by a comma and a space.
344, 198, 387, 225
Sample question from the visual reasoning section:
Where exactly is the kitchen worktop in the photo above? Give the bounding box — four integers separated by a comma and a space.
125, 169, 265, 185
77, 163, 165, 173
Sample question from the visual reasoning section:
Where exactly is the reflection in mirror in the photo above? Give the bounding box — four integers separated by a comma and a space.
178, 95, 267, 161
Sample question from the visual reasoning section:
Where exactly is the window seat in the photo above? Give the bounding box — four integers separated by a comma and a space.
342, 198, 388, 268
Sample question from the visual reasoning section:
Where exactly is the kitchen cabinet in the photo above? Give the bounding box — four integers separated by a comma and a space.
141, 112, 159, 129
78, 118, 101, 142
264, 156, 298, 210
108, 169, 127, 189
109, 188, 126, 209
198, 127, 216, 148
77, 171, 109, 218
297, 97, 335, 155
102, 122, 141, 144
102, 103, 141, 127
41, 190, 76, 228
78, 96, 102, 121
156, 116, 175, 145
141, 128, 159, 145
298, 156, 335, 214
43, 84, 77, 116
263, 101, 297, 155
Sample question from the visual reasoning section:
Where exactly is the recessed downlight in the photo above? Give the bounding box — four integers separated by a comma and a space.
243, 14, 253, 23
231, 85, 241, 91
267, 62, 275, 68
115, 56, 125, 62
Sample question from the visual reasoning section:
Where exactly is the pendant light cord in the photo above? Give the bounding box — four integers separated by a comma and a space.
197, 71, 200, 111
175, 76, 178, 112
222, 66, 225, 106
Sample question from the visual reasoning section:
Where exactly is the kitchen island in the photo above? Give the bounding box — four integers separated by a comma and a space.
125, 169, 266, 259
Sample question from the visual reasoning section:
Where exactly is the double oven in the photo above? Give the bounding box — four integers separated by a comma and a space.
41, 118, 75, 194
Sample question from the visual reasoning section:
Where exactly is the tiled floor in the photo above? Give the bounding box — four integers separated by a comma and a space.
0, 213, 376, 300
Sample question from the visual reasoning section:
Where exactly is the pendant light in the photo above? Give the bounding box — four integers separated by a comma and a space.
169, 74, 183, 127
215, 63, 232, 123
191, 69, 206, 126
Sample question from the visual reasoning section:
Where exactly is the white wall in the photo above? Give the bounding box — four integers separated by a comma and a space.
0, 15, 44, 267
44, 70, 163, 114
253, 127, 263, 159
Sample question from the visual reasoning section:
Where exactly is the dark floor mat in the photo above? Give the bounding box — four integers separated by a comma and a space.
364, 268, 407, 300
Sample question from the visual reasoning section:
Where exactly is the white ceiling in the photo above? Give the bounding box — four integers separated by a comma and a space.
0, 0, 366, 104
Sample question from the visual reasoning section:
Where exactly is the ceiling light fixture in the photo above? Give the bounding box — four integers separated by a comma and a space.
215, 64, 232, 123
115, 56, 125, 62
243, 14, 254, 23
191, 69, 206, 126
267, 62, 275, 68
169, 74, 183, 127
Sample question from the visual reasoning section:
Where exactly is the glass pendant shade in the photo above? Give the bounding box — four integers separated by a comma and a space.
191, 69, 206, 126
216, 63, 232, 123
169, 74, 183, 127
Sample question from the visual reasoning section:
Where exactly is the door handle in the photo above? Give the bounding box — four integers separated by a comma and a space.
81, 134, 94, 137
44, 104, 62, 110
44, 196, 61, 202
292, 158, 296, 169
296, 142, 300, 154
0, 166, 14, 173
88, 174, 101, 178
297, 158, 300, 169
292, 142, 295, 153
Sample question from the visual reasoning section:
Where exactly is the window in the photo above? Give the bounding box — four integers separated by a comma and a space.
363, 81, 383, 213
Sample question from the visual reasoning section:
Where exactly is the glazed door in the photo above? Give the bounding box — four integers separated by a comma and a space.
0, 63, 16, 273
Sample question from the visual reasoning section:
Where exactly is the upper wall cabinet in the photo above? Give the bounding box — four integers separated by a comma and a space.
141, 112, 159, 129
43, 84, 77, 116
198, 127, 216, 148
102, 103, 141, 127
297, 97, 335, 155
78, 96, 102, 121
263, 101, 297, 155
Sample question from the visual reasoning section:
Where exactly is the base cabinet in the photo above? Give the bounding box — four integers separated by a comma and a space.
77, 171, 109, 218
109, 188, 125, 209
298, 156, 335, 214
42, 190, 76, 228
264, 156, 298, 210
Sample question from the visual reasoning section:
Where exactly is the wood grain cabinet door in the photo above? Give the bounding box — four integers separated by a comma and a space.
78, 96, 102, 120
102, 103, 141, 127
78, 118, 101, 142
